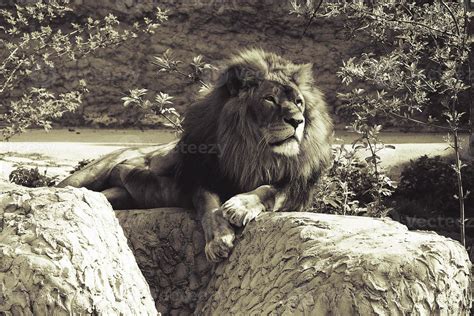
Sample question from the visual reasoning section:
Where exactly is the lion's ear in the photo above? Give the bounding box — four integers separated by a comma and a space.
293, 63, 314, 86
217, 65, 259, 96
222, 66, 242, 96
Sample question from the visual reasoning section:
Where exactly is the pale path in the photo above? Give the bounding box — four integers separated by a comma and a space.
0, 128, 468, 182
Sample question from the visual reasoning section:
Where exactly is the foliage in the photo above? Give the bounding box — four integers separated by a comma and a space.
122, 89, 183, 131
69, 158, 93, 174
3, 86, 87, 138
122, 49, 214, 132
395, 155, 474, 217
313, 143, 395, 217
291, 0, 471, 245
325, 0, 471, 137
0, 1, 168, 140
292, 0, 471, 132
9, 166, 57, 187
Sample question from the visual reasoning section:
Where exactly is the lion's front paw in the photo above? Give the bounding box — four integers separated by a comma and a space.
205, 232, 234, 262
221, 194, 265, 227
203, 213, 235, 262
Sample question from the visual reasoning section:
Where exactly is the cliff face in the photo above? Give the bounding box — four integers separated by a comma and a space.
2, 0, 365, 127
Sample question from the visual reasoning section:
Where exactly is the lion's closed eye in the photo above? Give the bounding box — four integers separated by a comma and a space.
264, 96, 277, 104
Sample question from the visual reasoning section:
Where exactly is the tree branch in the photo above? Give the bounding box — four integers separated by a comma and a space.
440, 0, 461, 36
364, 11, 456, 37
386, 111, 470, 132
302, 0, 323, 36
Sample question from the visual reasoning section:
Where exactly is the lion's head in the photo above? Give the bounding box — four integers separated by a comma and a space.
177, 49, 332, 209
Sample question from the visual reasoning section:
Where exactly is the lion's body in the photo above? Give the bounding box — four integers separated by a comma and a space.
175, 50, 332, 209
58, 49, 332, 261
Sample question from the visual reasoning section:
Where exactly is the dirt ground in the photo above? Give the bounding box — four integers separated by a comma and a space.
0, 128, 470, 183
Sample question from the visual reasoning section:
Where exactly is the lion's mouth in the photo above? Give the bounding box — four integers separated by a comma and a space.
269, 135, 297, 146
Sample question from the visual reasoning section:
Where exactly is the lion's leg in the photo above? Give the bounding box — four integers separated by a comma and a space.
193, 188, 235, 262
107, 163, 191, 209
101, 187, 135, 210
57, 147, 131, 190
221, 185, 287, 227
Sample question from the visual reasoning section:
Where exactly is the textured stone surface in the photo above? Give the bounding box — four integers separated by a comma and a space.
197, 212, 471, 315
117, 208, 472, 315
1, 183, 469, 314
116, 209, 213, 315
0, 183, 157, 315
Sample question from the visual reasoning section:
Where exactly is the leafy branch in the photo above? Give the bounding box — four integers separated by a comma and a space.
123, 50, 215, 132
297, 1, 472, 239
0, 2, 168, 140
122, 89, 184, 132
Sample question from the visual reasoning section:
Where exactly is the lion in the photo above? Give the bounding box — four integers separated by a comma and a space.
58, 48, 333, 262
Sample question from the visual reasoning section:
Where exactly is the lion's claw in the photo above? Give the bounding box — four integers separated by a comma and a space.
205, 232, 234, 262
221, 194, 265, 227
202, 211, 236, 262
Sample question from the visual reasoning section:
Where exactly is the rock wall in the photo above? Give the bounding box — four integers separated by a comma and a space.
3, 0, 365, 127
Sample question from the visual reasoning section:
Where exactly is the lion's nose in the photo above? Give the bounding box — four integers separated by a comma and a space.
284, 117, 304, 129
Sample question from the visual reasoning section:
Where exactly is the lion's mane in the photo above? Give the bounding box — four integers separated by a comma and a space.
175, 49, 332, 210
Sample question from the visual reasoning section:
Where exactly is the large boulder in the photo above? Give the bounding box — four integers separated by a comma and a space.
0, 183, 157, 315
1, 184, 471, 315
196, 213, 472, 315
118, 209, 472, 315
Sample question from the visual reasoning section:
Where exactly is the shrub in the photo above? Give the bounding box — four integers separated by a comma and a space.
312, 145, 395, 217
70, 159, 94, 174
395, 155, 474, 217
9, 166, 57, 187
291, 0, 471, 245
122, 50, 214, 131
